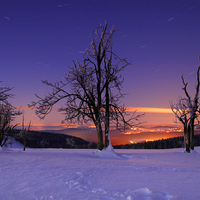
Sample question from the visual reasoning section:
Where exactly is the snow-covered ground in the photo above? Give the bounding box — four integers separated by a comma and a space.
1, 141, 200, 200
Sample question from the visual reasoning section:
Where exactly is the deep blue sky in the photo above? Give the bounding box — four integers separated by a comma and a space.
1, 0, 200, 129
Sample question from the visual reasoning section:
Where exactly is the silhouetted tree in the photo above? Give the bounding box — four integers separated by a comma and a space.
0, 83, 14, 105
0, 104, 21, 147
29, 22, 143, 150
170, 66, 200, 152
20, 112, 31, 151
0, 83, 21, 148
170, 98, 190, 152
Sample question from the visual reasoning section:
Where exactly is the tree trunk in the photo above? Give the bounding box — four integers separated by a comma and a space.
95, 116, 104, 150
185, 143, 190, 153
105, 83, 110, 148
184, 125, 190, 153
96, 53, 103, 150
23, 140, 26, 151
97, 127, 104, 150
190, 118, 195, 150
105, 132, 109, 148
187, 124, 190, 151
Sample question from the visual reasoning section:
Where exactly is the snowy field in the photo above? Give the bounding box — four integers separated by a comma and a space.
1, 141, 200, 200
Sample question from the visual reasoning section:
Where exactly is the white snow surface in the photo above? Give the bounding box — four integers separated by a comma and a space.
1, 141, 200, 200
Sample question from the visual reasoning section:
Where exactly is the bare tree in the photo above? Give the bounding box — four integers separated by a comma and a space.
29, 22, 143, 150
84, 22, 144, 147
0, 83, 22, 148
170, 66, 200, 152
0, 83, 14, 105
181, 67, 200, 150
20, 112, 31, 151
170, 98, 190, 152
0, 104, 21, 147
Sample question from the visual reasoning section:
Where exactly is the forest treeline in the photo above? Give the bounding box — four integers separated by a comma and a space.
12, 130, 200, 150
12, 130, 97, 149
2, 22, 200, 153
114, 134, 200, 149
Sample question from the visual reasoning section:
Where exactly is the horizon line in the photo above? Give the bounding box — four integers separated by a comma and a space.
17, 106, 173, 114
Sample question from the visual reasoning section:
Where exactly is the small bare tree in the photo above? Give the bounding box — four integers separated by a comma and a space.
170, 66, 200, 152
20, 112, 31, 151
0, 83, 22, 148
170, 98, 190, 152
0, 83, 14, 104
29, 22, 143, 150
0, 104, 21, 147
181, 67, 200, 150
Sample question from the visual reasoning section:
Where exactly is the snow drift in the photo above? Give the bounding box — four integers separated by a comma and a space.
1, 140, 200, 199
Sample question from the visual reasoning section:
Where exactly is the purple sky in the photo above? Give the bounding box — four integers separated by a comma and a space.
1, 0, 200, 139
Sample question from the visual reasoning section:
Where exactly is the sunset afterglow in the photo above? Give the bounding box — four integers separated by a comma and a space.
12, 105, 184, 145
2, 2, 200, 199
145, 139, 154, 142
126, 107, 173, 114
2, 0, 200, 146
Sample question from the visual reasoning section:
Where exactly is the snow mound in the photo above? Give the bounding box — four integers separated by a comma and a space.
0, 138, 24, 152
92, 144, 120, 159
1, 147, 200, 199
11, 138, 24, 149
183, 149, 198, 154
126, 188, 173, 200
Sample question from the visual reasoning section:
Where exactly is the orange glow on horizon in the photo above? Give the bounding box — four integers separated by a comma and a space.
145, 139, 155, 142
126, 107, 172, 114
17, 106, 172, 114
13, 105, 182, 146
16, 123, 68, 130
129, 140, 137, 144
16, 106, 58, 111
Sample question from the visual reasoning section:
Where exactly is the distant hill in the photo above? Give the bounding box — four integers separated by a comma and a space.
113, 134, 200, 149
12, 129, 97, 149
11, 129, 200, 150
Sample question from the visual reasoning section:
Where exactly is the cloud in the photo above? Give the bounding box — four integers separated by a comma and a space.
17, 106, 173, 114
16, 106, 58, 111
126, 107, 172, 114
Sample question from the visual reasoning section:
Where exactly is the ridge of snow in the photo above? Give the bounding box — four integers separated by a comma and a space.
92, 144, 121, 159
1, 145, 200, 199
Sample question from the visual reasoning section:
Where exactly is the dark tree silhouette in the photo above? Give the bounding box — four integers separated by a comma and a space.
0, 83, 21, 147
20, 112, 31, 151
0, 83, 14, 105
170, 66, 200, 152
29, 22, 143, 150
